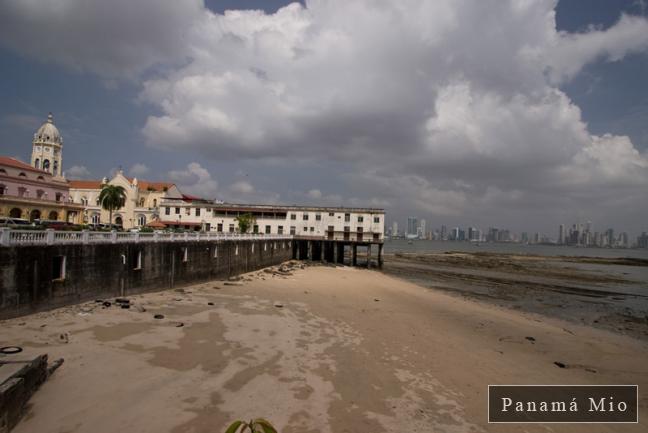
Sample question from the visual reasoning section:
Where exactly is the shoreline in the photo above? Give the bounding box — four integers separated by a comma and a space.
381, 251, 648, 341
2, 262, 647, 432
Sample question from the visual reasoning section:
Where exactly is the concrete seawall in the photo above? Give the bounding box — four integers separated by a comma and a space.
0, 239, 293, 319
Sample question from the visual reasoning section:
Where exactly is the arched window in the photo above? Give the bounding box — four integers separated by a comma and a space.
114, 216, 123, 227
35, 158, 40, 169
53, 161, 58, 175
37, 175, 44, 180
18, 172, 27, 177
0, 168, 6, 174
43, 160, 50, 172
48, 211, 58, 220
29, 209, 41, 221
91, 213, 100, 224
153, 199, 157, 207
80, 196, 88, 205
9, 208, 22, 218
0, 184, 5, 195
95, 197, 100, 205
137, 214, 146, 226
18, 187, 27, 197
36, 189, 45, 199
139, 198, 145, 207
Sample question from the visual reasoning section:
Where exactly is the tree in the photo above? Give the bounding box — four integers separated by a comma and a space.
98, 184, 126, 227
235, 213, 256, 234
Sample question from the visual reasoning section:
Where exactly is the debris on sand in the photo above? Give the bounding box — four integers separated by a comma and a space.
153, 314, 165, 320
224, 282, 243, 286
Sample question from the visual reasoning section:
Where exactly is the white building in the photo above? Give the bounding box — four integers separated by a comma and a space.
158, 199, 385, 242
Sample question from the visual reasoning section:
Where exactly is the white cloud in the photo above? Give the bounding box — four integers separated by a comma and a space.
229, 180, 255, 195
306, 189, 322, 199
168, 162, 218, 198
128, 163, 150, 177
66, 165, 91, 179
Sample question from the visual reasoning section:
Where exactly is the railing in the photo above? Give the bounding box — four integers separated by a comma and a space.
0, 228, 293, 247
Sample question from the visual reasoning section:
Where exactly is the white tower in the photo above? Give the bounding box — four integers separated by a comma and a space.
31, 112, 63, 177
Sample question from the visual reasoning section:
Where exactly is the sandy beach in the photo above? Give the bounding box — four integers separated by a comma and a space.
2, 262, 647, 433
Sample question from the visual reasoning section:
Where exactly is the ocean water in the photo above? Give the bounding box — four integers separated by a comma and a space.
384, 239, 648, 259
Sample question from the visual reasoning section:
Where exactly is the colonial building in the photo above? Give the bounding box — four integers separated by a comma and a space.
158, 198, 385, 242
0, 113, 84, 223
69, 171, 182, 229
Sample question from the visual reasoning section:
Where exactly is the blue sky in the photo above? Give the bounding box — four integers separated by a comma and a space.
1, 0, 647, 238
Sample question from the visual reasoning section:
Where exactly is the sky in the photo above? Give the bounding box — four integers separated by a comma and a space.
1, 0, 647, 239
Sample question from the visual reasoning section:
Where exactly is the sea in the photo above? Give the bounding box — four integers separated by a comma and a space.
384, 239, 648, 260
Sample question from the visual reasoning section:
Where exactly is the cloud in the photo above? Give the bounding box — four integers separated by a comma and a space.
66, 165, 91, 179
128, 163, 150, 177
4, 0, 648, 233
306, 189, 322, 199
168, 162, 219, 198
0, 0, 203, 79
229, 180, 255, 195
136, 0, 648, 232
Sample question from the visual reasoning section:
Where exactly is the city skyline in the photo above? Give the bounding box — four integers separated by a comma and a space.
1, 1, 647, 236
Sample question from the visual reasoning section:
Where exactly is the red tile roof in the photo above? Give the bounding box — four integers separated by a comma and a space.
69, 178, 175, 192
0, 156, 48, 174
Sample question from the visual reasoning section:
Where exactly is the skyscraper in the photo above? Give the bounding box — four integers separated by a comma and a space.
559, 224, 565, 244
392, 221, 398, 238
407, 217, 418, 236
419, 219, 426, 239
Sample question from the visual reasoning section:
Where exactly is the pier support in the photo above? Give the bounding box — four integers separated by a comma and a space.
352, 245, 357, 266
366, 245, 371, 268
378, 244, 384, 269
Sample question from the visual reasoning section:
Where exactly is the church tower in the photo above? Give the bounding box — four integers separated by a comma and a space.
31, 112, 64, 177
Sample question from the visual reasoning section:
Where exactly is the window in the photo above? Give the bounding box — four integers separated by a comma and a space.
357, 227, 363, 233
229, 224, 235, 233
132, 251, 142, 270
303, 227, 308, 232
315, 213, 321, 221
373, 216, 380, 223
290, 226, 296, 235
175, 207, 180, 214
182, 248, 188, 262
53, 161, 58, 176
344, 226, 350, 232
185, 208, 190, 216
195, 208, 201, 217
91, 213, 100, 224
310, 227, 314, 232
213, 246, 218, 258
290, 213, 296, 220
35, 158, 40, 169
139, 198, 145, 207
344, 213, 350, 222
278, 225, 283, 234
18, 187, 27, 197
96, 198, 100, 206
217, 223, 223, 232
329, 212, 334, 217
19, 172, 27, 177
37, 176, 45, 180
137, 214, 146, 226
253, 225, 259, 234
165, 207, 170, 215
358, 216, 364, 223
0, 184, 5, 195
265, 225, 271, 234
52, 256, 66, 280
55, 192, 63, 202
81, 196, 88, 205
43, 160, 50, 171
153, 199, 157, 207
303, 213, 309, 221
36, 189, 45, 199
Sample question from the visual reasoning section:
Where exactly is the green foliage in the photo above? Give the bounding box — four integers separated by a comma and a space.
98, 185, 126, 225
225, 418, 277, 433
235, 213, 256, 234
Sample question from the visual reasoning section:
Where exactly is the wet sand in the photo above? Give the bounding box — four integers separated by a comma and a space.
2, 262, 647, 433
383, 252, 648, 340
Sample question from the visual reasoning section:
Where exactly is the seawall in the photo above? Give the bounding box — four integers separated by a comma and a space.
0, 239, 293, 319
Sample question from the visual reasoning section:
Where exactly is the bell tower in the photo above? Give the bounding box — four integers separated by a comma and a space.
31, 112, 64, 177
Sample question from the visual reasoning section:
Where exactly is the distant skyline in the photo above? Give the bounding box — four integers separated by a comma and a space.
1, 0, 647, 237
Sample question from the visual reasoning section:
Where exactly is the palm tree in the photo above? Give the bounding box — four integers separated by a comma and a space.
98, 185, 126, 228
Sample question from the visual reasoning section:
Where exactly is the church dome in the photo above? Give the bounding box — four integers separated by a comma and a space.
33, 112, 63, 145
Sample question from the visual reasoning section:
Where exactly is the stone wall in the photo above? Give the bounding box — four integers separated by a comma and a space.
0, 239, 293, 319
